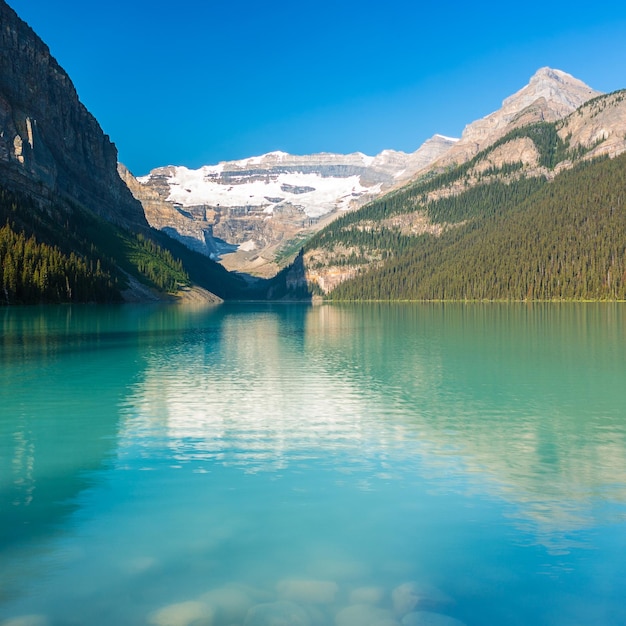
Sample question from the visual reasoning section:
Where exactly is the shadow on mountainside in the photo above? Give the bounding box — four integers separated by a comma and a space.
157, 231, 313, 302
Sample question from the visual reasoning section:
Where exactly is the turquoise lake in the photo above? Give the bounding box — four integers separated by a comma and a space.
1, 303, 625, 626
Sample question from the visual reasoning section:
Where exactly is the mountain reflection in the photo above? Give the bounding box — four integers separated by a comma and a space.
120, 303, 626, 549
119, 305, 412, 474
0, 304, 221, 553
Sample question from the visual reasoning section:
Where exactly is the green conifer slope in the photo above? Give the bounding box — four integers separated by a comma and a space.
328, 153, 626, 301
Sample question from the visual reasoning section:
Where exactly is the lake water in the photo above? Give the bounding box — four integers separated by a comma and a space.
1, 303, 625, 626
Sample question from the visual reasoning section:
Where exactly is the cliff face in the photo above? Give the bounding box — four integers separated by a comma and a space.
0, 0, 146, 229
556, 89, 626, 162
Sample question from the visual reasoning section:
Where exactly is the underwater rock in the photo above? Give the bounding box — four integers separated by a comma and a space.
308, 554, 371, 581
348, 586, 385, 605
200, 584, 254, 623
148, 600, 215, 626
335, 604, 396, 626
392, 582, 453, 617
244, 600, 311, 626
0, 616, 50, 626
305, 604, 334, 626
401, 611, 466, 626
276, 579, 339, 604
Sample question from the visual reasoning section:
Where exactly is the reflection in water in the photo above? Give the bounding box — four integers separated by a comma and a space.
120, 307, 420, 475
0, 304, 220, 594
118, 303, 626, 549
1, 303, 626, 626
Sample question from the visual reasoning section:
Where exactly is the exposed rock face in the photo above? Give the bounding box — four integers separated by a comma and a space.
557, 89, 626, 162
129, 137, 457, 275
432, 67, 601, 169
469, 137, 539, 175
0, 0, 146, 229
457, 89, 626, 181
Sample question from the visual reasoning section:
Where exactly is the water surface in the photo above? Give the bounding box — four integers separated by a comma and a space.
1, 303, 625, 626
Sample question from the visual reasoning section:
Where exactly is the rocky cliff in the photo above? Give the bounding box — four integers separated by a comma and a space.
556, 89, 626, 162
0, 0, 146, 229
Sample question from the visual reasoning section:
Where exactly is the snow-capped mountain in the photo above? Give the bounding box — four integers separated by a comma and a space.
125, 135, 457, 274
125, 67, 605, 279
142, 152, 384, 219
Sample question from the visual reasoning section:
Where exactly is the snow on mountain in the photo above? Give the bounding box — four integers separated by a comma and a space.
129, 136, 457, 275
137, 137, 458, 220
128, 135, 456, 275
147, 165, 382, 218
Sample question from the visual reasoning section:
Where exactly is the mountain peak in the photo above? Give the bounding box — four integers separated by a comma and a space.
530, 66, 571, 82
431, 67, 602, 169
432, 133, 459, 143
502, 67, 600, 112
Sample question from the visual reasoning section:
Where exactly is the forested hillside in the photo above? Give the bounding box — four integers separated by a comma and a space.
305, 117, 602, 253
0, 184, 304, 304
0, 187, 191, 304
328, 153, 626, 300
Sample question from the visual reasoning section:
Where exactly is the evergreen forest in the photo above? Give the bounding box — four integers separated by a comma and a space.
327, 153, 626, 301
0, 186, 191, 304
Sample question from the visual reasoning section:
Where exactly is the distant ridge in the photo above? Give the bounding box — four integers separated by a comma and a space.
126, 135, 457, 276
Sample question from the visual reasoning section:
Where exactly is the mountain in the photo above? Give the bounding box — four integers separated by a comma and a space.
3, 1, 624, 306
431, 67, 602, 170
0, 0, 226, 304
129, 67, 607, 285
328, 151, 626, 301
299, 71, 626, 299
0, 1, 145, 230
128, 135, 457, 277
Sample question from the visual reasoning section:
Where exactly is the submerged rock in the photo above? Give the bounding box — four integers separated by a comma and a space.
308, 555, 371, 581
148, 601, 215, 626
392, 582, 453, 617
276, 579, 339, 604
200, 585, 253, 623
348, 586, 385, 606
244, 600, 311, 626
401, 611, 466, 626
335, 604, 396, 626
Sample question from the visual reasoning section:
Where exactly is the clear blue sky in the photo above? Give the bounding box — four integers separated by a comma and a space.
8, 0, 626, 175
